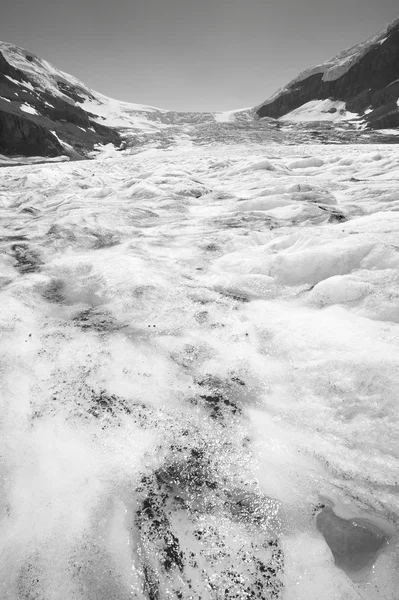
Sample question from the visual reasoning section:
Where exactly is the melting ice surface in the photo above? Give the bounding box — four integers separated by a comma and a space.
316, 505, 390, 578
0, 143, 398, 599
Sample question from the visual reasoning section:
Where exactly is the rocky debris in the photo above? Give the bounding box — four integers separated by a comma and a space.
10, 242, 43, 273
195, 375, 243, 420
72, 307, 125, 332
88, 390, 131, 419
134, 443, 284, 599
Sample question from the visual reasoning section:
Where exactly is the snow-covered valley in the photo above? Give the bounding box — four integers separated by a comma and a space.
0, 141, 399, 599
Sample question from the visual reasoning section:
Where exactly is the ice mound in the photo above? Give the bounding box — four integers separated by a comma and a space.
309, 275, 372, 305
215, 235, 399, 286
288, 157, 324, 169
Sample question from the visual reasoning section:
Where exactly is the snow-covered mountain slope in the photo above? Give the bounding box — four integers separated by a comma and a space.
0, 43, 123, 157
256, 16, 399, 129
1, 41, 166, 125
0, 41, 256, 159
0, 41, 192, 158
1, 141, 399, 599
2, 33, 399, 161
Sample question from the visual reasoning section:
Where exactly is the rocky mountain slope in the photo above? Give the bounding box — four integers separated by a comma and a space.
0, 42, 255, 159
1, 15, 399, 161
256, 16, 399, 129
0, 43, 127, 158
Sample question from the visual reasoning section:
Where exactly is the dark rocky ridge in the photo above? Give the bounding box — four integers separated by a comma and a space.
256, 18, 399, 129
0, 48, 121, 158
0, 110, 64, 157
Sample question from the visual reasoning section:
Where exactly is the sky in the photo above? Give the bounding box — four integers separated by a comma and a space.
1, 0, 398, 111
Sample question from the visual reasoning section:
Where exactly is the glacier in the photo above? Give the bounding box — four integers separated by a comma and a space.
0, 141, 398, 599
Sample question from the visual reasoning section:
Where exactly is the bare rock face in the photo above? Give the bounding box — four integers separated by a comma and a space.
256, 18, 399, 129
0, 110, 63, 157
0, 47, 122, 158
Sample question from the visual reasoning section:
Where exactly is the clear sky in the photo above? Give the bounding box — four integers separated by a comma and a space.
2, 0, 398, 111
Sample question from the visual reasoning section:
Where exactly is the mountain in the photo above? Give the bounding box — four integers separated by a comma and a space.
0, 42, 183, 159
256, 17, 399, 129
2, 17, 399, 162
0, 42, 257, 160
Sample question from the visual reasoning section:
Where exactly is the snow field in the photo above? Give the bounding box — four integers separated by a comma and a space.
0, 143, 398, 599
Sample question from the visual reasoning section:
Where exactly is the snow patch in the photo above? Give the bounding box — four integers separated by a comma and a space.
378, 128, 399, 136
50, 130, 73, 150
214, 107, 252, 123
281, 100, 359, 122
4, 74, 22, 86
76, 95, 169, 131
91, 143, 122, 159
20, 103, 39, 115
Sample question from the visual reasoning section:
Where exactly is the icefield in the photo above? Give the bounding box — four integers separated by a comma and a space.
0, 142, 399, 599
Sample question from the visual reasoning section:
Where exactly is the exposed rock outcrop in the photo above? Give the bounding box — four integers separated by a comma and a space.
0, 45, 123, 158
256, 17, 399, 129
0, 110, 63, 157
